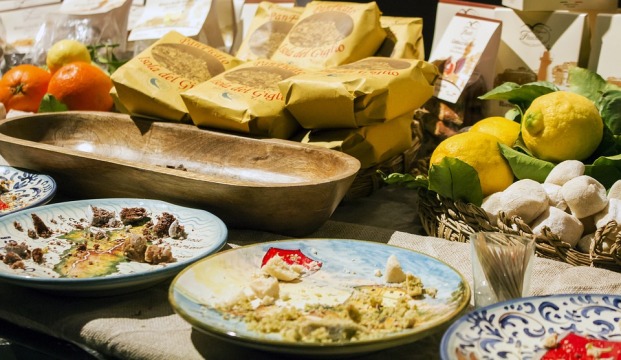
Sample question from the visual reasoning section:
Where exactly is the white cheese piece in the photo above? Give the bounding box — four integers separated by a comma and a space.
262, 255, 302, 281
249, 275, 280, 300
384, 255, 406, 283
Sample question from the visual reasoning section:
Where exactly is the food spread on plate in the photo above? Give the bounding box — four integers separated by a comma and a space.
540, 333, 621, 360
212, 247, 443, 343
455, 332, 621, 360
0, 167, 57, 217
443, 294, 621, 360
0, 179, 19, 212
0, 205, 189, 277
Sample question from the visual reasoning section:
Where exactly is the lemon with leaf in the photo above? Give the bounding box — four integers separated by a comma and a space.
430, 131, 514, 197
521, 91, 603, 162
470, 116, 521, 146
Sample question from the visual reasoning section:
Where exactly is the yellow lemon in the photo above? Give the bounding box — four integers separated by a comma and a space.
469, 116, 521, 146
430, 132, 514, 196
46, 39, 91, 74
521, 91, 603, 162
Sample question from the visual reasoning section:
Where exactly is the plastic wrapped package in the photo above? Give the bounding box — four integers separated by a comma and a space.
0, 18, 6, 73
29, 0, 133, 69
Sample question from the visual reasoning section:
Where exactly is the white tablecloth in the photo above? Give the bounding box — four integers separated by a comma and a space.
2, 157, 621, 359
1, 218, 620, 360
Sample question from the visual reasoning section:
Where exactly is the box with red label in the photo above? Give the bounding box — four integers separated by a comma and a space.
424, 13, 501, 135
432, 0, 590, 117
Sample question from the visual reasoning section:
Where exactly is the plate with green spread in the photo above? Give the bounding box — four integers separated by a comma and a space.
0, 198, 227, 295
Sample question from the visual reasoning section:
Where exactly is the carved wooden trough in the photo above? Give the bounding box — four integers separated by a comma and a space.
0, 112, 361, 236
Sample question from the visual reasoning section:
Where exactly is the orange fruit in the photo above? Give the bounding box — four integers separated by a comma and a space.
0, 64, 51, 113
47, 62, 114, 111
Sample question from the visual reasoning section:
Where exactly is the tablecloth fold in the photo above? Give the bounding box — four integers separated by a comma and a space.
1, 221, 620, 360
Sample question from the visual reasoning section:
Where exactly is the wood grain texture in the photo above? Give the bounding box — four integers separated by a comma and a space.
0, 112, 361, 236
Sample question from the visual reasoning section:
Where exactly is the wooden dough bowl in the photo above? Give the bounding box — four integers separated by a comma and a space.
0, 112, 361, 236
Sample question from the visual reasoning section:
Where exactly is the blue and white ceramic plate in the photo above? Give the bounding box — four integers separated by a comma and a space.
170, 239, 470, 356
0, 165, 56, 216
0, 198, 227, 295
441, 294, 621, 360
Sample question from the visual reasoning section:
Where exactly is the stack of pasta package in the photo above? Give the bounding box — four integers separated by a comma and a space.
111, 1, 439, 171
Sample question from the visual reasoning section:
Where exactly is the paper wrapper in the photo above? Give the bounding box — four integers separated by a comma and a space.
270, 1, 386, 70
110, 87, 129, 114
296, 112, 413, 169
379, 16, 424, 60
111, 31, 244, 122
279, 57, 438, 129
235, 2, 303, 61
181, 59, 304, 139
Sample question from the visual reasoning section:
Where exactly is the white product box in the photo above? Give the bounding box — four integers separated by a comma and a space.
128, 4, 147, 30
502, 0, 617, 12
589, 12, 621, 86
0, 3, 62, 54
493, 9, 590, 86
0, 0, 60, 12
431, 0, 497, 53
432, 0, 590, 116
128, 0, 240, 54
430, 14, 502, 104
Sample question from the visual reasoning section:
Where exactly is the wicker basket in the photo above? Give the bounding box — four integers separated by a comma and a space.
418, 188, 621, 272
344, 119, 429, 200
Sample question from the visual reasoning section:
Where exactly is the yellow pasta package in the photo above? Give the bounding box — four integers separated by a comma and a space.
181, 59, 304, 139
279, 57, 439, 129
270, 1, 386, 69
379, 16, 425, 60
296, 113, 413, 169
236, 2, 303, 60
111, 31, 244, 122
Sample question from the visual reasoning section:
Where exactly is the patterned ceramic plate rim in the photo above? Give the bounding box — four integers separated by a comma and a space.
0, 198, 228, 293
0, 165, 57, 216
440, 293, 621, 360
169, 239, 471, 356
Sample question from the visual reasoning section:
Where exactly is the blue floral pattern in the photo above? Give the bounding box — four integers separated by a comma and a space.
441, 294, 621, 360
0, 166, 56, 216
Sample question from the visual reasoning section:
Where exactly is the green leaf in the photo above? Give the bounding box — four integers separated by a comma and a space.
428, 157, 483, 206
511, 134, 533, 156
567, 67, 609, 101
38, 94, 68, 113
597, 90, 621, 136
499, 143, 554, 182
586, 125, 620, 162
479, 82, 520, 98
504, 107, 523, 121
478, 81, 558, 111
586, 154, 621, 189
87, 43, 128, 75
380, 171, 429, 190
